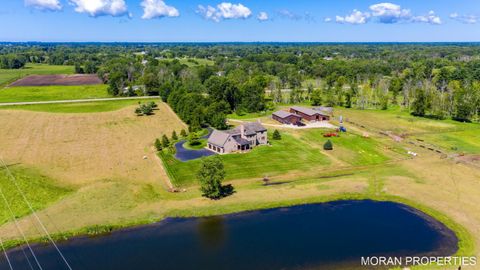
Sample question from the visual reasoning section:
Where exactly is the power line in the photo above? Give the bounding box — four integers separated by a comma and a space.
0, 236, 14, 270
0, 181, 42, 270
0, 157, 72, 270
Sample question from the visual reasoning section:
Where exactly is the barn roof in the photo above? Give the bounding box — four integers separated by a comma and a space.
291, 106, 328, 116
272, 110, 301, 119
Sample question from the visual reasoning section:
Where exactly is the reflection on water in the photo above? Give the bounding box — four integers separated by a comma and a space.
197, 216, 226, 250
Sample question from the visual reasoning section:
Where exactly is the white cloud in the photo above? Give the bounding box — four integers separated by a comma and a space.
324, 17, 332, 23
257, 11, 269, 21
69, 0, 129, 17
336, 10, 370, 24
197, 2, 252, 22
413, 11, 442, 25
333, 2, 442, 25
369, 2, 411, 23
277, 9, 302, 21
450, 13, 478, 24
141, 0, 179, 19
25, 0, 62, 11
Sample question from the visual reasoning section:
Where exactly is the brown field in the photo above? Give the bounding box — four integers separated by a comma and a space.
9, 74, 103, 86
0, 103, 186, 187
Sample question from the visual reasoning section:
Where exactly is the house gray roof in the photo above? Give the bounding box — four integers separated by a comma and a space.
234, 137, 250, 146
291, 106, 328, 116
207, 130, 231, 147
207, 122, 267, 147
273, 110, 301, 119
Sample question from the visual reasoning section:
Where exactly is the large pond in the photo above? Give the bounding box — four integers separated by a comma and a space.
0, 200, 458, 270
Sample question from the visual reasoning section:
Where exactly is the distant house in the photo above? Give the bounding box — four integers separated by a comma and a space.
207, 122, 268, 154
290, 106, 330, 122
272, 110, 302, 125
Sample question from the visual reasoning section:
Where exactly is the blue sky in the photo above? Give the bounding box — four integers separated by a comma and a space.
1, 0, 480, 42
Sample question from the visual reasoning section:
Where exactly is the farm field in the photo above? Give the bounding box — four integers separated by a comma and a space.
0, 102, 186, 186
0, 64, 74, 86
0, 85, 110, 103
0, 98, 158, 113
161, 57, 215, 67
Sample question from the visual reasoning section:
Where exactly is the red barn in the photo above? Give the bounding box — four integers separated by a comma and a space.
272, 110, 303, 125
289, 106, 330, 122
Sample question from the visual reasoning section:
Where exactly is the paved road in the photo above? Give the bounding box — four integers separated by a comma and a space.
0, 96, 161, 107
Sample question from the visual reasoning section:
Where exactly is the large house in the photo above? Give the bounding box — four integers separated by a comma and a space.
207, 122, 268, 154
272, 106, 330, 125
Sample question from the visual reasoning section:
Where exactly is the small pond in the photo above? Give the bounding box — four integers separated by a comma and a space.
0, 200, 458, 270
174, 128, 216, 161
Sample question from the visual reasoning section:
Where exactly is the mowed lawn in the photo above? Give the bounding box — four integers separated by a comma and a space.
418, 129, 480, 154
0, 64, 74, 86
0, 84, 110, 103
299, 129, 389, 166
0, 98, 157, 113
161, 132, 331, 186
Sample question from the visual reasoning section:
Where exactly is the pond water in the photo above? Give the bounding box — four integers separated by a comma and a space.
0, 200, 458, 270
174, 140, 216, 161
174, 128, 216, 161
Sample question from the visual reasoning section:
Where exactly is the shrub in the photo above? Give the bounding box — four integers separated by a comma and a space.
180, 129, 187, 137
272, 129, 282, 140
188, 133, 201, 146
323, 140, 333, 150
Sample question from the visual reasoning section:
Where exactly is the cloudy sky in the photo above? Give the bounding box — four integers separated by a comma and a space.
1, 0, 480, 42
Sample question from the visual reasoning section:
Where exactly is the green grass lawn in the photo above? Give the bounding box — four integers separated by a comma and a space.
0, 84, 110, 103
0, 98, 162, 113
418, 129, 480, 154
300, 129, 389, 166
227, 110, 275, 120
335, 107, 476, 135
0, 166, 73, 225
0, 63, 74, 86
160, 57, 215, 67
160, 132, 331, 186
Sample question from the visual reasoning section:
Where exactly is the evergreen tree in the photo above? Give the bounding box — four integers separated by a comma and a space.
154, 138, 163, 151
272, 129, 282, 140
171, 131, 178, 141
180, 129, 187, 137
161, 135, 170, 148
323, 140, 333, 150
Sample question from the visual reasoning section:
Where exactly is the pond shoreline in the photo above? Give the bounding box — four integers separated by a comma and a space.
1, 194, 472, 269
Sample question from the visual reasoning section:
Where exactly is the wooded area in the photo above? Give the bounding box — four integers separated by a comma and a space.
2, 43, 480, 126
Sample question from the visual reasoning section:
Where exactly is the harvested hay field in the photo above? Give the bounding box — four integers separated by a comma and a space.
9, 74, 103, 86
0, 102, 186, 186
